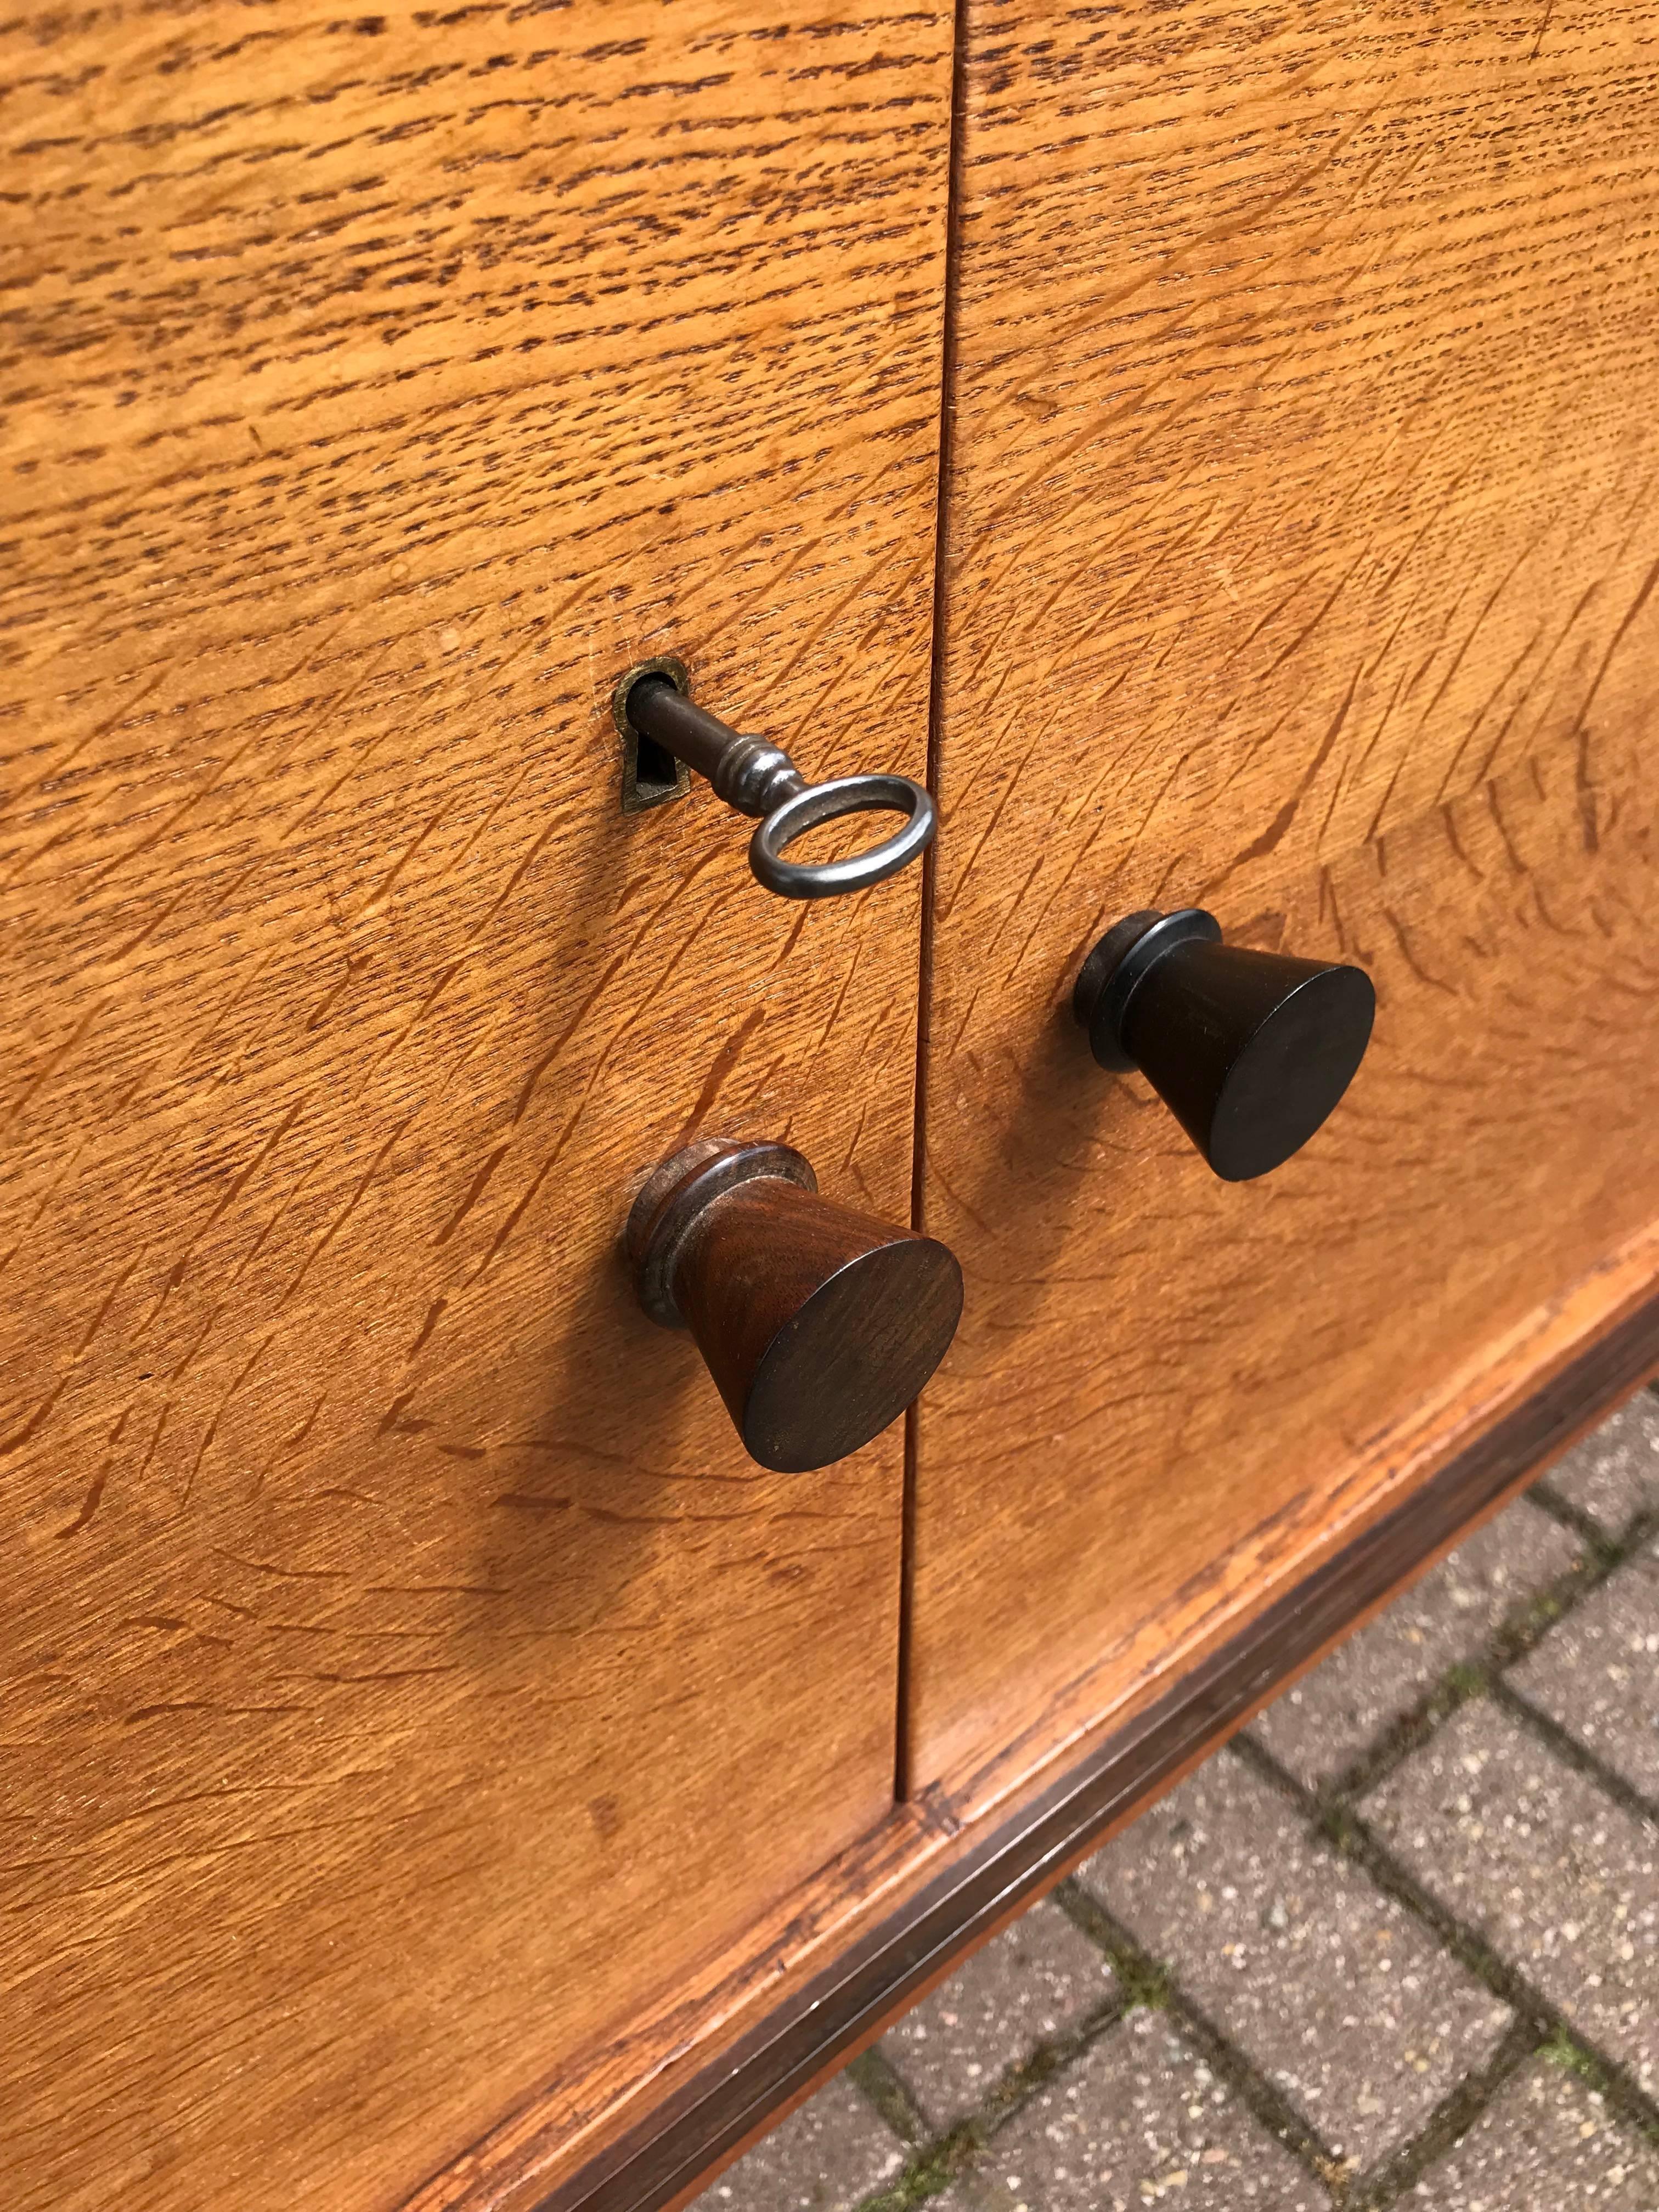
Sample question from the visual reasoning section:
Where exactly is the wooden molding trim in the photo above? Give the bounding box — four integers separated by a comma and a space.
532, 1285, 1659, 2212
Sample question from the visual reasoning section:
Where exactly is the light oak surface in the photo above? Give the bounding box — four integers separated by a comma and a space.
909, 0, 1659, 1813
408, 1216, 1659, 2212
0, 7, 952, 2209
9, 1, 1659, 2205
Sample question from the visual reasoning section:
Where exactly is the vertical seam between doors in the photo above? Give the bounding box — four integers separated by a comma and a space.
898, 0, 972, 1806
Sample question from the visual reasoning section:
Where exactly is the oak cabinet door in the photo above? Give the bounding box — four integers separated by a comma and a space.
909, 0, 1659, 1816
0, 9, 951, 2208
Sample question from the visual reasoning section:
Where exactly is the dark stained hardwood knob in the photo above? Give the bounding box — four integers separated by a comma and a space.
625, 1137, 963, 1472
1072, 909, 1375, 1182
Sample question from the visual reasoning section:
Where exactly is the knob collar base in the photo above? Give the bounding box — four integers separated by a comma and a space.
1073, 907, 1221, 1070
626, 1137, 816, 1328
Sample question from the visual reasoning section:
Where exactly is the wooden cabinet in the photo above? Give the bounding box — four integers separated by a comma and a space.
1, 9, 952, 2210
4, 5, 1657, 2210
906, 0, 1659, 1816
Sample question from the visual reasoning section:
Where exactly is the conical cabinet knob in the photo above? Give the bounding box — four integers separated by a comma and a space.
1073, 909, 1375, 1182
626, 1137, 963, 1472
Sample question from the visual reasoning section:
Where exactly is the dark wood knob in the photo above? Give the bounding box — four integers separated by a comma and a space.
1073, 909, 1375, 1182
625, 1138, 963, 1472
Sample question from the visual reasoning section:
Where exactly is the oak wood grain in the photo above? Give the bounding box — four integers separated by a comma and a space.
413, 1227, 1659, 2212
0, 7, 952, 2208
909, 0, 1659, 1812
634, 1282, 1659, 2212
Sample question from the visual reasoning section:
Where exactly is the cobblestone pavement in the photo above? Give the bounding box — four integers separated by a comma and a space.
691, 1387, 1659, 2211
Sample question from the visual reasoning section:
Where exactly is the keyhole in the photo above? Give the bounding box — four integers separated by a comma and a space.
614, 659, 692, 815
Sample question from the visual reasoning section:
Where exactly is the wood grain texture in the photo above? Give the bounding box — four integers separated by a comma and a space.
0, 8, 952, 2208
431, 1231, 1659, 2212
909, 0, 1659, 1812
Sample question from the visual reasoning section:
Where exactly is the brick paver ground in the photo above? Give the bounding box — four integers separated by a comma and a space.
690, 1386, 1659, 2211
